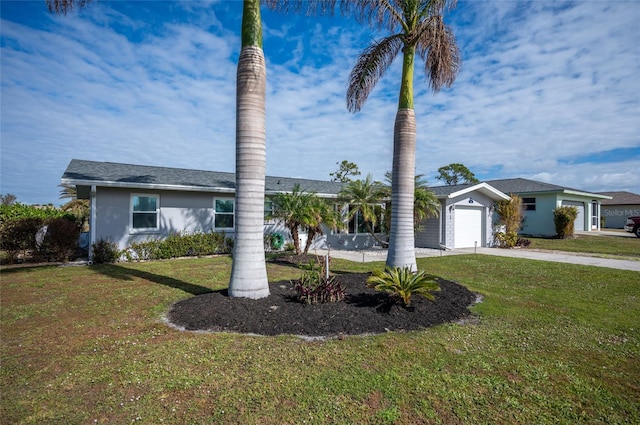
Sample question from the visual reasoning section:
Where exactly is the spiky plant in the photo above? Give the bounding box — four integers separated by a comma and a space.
367, 266, 439, 306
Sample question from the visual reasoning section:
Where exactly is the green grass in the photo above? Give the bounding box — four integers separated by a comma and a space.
526, 233, 639, 259
1, 255, 639, 424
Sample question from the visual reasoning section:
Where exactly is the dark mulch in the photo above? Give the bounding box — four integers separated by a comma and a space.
167, 256, 479, 338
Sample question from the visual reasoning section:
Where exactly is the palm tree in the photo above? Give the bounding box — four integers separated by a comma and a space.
338, 175, 389, 247
301, 197, 343, 254
344, 0, 460, 271
269, 185, 316, 255
59, 184, 89, 230
227, 0, 270, 299
47, 0, 272, 298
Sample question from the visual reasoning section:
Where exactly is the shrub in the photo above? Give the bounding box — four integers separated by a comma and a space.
0, 203, 73, 222
39, 217, 80, 262
92, 239, 121, 264
495, 231, 518, 249
124, 231, 233, 262
553, 206, 578, 239
0, 217, 44, 263
293, 255, 344, 304
495, 195, 523, 248
367, 267, 440, 306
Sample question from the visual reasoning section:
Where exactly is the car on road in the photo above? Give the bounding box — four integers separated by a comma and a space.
623, 216, 640, 237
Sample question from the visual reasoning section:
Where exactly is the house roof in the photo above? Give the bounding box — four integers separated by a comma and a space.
596, 191, 640, 205
482, 178, 611, 200
61, 159, 345, 198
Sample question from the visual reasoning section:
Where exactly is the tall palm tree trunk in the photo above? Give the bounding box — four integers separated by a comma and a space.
386, 45, 417, 271
386, 109, 417, 271
228, 0, 269, 299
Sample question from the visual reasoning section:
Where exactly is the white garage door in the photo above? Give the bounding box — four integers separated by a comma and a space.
454, 207, 483, 248
561, 201, 585, 232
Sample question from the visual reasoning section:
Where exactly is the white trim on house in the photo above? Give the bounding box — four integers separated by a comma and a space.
445, 182, 511, 201
213, 197, 235, 231
129, 193, 161, 234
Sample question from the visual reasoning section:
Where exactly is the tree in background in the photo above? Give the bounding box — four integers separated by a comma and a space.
436, 163, 479, 185
330, 160, 361, 183
344, 0, 461, 271
1, 194, 17, 206
59, 185, 89, 230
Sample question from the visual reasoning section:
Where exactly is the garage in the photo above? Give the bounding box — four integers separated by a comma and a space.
561, 200, 585, 232
454, 207, 483, 248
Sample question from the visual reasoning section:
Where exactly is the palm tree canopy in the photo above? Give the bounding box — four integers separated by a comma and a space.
345, 0, 460, 112
338, 174, 388, 224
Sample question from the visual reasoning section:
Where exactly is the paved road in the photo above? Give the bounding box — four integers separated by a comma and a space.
315, 246, 640, 272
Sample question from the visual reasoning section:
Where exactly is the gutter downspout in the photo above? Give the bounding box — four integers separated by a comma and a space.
89, 185, 96, 263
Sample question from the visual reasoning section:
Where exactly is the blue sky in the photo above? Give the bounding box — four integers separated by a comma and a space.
1, 0, 639, 205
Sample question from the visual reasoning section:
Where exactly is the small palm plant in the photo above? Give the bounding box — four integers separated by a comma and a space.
367, 267, 439, 306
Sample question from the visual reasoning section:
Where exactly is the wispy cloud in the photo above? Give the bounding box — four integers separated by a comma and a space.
1, 1, 638, 204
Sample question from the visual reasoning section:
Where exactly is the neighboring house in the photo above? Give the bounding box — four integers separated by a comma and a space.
484, 178, 610, 236
596, 191, 640, 229
416, 183, 510, 249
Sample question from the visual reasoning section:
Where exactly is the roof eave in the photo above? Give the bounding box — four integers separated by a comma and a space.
62, 178, 341, 198
448, 183, 510, 201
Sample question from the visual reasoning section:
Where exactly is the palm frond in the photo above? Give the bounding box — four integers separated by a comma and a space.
347, 35, 403, 112
263, 0, 337, 16
46, 0, 93, 15
341, 0, 401, 32
416, 16, 460, 92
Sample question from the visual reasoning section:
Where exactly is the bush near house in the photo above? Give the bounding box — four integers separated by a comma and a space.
494, 194, 524, 248
553, 206, 579, 239
123, 231, 233, 262
0, 204, 79, 263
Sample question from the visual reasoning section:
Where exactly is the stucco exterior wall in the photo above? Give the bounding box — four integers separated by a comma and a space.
519, 194, 604, 236
92, 187, 378, 252
602, 205, 640, 228
95, 187, 217, 250
519, 194, 557, 236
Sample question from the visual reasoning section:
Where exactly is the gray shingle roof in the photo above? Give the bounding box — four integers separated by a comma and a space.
483, 178, 607, 198
597, 191, 640, 205
61, 159, 345, 196
429, 178, 608, 199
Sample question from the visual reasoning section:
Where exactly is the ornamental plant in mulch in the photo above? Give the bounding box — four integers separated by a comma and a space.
367, 266, 440, 306
293, 256, 345, 304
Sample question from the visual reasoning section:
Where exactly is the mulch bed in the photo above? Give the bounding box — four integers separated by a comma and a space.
166, 255, 479, 338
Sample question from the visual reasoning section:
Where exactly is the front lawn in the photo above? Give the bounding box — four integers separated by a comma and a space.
526, 233, 639, 259
1, 255, 638, 424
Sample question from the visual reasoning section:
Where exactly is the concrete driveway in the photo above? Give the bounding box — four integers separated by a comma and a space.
316, 244, 640, 272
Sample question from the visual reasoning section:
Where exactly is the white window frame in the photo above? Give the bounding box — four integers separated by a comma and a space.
214, 197, 235, 230
264, 199, 277, 224
130, 193, 160, 234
